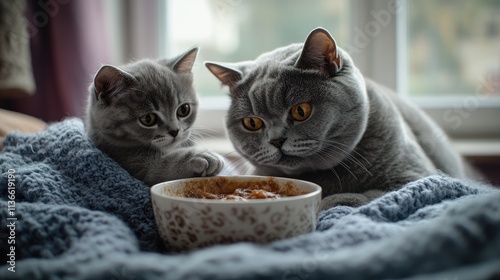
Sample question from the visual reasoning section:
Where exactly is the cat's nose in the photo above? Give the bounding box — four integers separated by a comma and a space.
270, 138, 287, 149
169, 130, 179, 137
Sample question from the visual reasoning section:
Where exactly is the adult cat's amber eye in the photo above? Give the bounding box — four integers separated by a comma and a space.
242, 117, 263, 131
177, 104, 191, 117
139, 113, 158, 127
291, 102, 312, 121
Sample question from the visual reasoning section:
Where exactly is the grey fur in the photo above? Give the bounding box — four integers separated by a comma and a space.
206, 28, 477, 207
85, 47, 223, 186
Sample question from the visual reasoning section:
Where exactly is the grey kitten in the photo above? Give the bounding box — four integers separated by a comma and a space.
85, 47, 224, 186
206, 28, 477, 207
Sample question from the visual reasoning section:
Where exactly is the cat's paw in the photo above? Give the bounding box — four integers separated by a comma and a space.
188, 151, 224, 177
319, 190, 385, 210
319, 193, 369, 210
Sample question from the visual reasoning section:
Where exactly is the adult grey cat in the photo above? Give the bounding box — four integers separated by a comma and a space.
206, 28, 477, 207
85, 47, 224, 185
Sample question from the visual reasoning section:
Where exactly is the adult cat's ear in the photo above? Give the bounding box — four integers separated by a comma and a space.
93, 65, 133, 103
172, 47, 198, 74
295, 27, 342, 77
204, 62, 242, 89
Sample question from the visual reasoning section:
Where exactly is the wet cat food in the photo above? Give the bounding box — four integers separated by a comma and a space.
181, 177, 306, 200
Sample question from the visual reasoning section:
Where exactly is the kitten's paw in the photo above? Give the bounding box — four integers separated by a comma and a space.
189, 152, 224, 177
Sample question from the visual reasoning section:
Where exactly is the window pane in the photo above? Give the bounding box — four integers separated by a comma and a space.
166, 0, 350, 96
408, 0, 500, 97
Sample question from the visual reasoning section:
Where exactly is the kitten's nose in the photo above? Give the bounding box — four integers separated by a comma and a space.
169, 130, 179, 137
270, 138, 287, 149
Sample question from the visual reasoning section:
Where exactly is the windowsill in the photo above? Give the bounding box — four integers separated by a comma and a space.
452, 139, 500, 158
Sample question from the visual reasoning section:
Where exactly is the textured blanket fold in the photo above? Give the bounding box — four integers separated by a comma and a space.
1, 118, 499, 280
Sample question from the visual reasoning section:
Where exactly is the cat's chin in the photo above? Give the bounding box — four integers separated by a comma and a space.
260, 154, 316, 175
271, 163, 317, 176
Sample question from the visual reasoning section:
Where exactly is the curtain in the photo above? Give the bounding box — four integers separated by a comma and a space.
0, 0, 35, 99
0, 0, 111, 122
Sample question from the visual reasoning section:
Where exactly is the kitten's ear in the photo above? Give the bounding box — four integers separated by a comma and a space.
295, 28, 342, 77
93, 65, 133, 103
173, 47, 198, 74
205, 62, 242, 89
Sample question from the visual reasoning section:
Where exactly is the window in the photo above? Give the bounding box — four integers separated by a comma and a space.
398, 0, 500, 138
159, 0, 499, 139
164, 0, 351, 97
404, 0, 500, 98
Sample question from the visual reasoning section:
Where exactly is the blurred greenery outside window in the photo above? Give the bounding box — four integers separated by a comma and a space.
406, 0, 499, 98
161, 0, 500, 138
164, 0, 351, 98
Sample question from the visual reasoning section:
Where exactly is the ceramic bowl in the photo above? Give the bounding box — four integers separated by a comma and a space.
150, 176, 322, 251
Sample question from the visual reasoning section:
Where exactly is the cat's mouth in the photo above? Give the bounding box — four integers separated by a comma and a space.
258, 145, 321, 173
266, 153, 313, 174
248, 140, 321, 171
277, 142, 321, 161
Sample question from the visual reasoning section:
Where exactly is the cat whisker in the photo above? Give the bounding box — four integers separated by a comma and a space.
222, 150, 241, 158
191, 125, 220, 138
185, 132, 209, 147
222, 151, 254, 175
320, 145, 355, 170
316, 145, 359, 179
185, 125, 219, 144
319, 139, 372, 167
315, 139, 373, 177
231, 161, 254, 176
310, 152, 342, 192
321, 144, 372, 180
340, 153, 373, 177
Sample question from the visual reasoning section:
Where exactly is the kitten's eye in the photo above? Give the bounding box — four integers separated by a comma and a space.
139, 113, 158, 127
177, 104, 191, 118
291, 102, 312, 121
242, 117, 263, 131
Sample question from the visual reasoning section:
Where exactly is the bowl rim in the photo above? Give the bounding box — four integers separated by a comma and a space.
150, 175, 322, 204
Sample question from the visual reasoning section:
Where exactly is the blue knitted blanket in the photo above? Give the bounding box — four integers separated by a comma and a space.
1, 118, 499, 280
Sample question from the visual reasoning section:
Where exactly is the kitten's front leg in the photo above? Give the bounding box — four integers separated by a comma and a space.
144, 148, 224, 185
